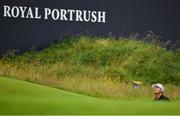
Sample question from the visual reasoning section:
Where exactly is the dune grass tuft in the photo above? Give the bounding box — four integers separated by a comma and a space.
0, 36, 180, 99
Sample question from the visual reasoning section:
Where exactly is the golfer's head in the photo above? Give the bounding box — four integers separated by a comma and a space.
152, 83, 164, 94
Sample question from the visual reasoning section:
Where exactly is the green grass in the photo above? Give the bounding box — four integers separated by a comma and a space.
0, 36, 180, 99
0, 76, 180, 115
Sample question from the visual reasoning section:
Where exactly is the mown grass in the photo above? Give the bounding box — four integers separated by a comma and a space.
0, 36, 180, 99
1, 76, 180, 115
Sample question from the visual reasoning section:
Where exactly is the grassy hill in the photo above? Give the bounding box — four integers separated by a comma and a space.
1, 76, 180, 115
0, 36, 180, 98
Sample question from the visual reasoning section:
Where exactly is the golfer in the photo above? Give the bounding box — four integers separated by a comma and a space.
152, 83, 170, 101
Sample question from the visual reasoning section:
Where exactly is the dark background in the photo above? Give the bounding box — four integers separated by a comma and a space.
0, 0, 180, 53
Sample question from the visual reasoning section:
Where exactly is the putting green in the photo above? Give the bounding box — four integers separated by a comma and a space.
0, 76, 180, 115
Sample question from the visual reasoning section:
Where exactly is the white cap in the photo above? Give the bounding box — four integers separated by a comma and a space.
152, 83, 165, 92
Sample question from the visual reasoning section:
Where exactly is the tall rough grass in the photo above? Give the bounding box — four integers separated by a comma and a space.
0, 36, 180, 99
